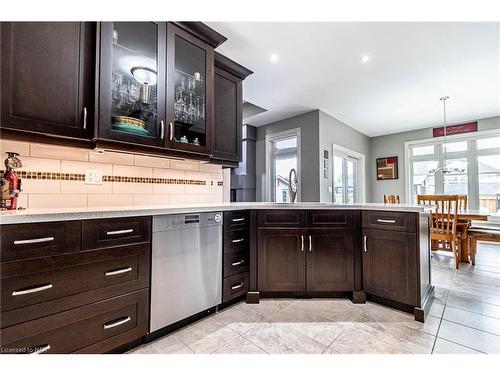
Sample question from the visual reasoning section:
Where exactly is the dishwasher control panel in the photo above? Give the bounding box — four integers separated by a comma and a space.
153, 212, 223, 231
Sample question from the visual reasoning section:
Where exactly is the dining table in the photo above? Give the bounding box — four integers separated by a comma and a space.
455, 208, 491, 263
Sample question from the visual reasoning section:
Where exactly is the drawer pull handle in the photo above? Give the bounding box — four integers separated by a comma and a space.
364, 235, 368, 252
376, 219, 396, 224
231, 260, 245, 267
103, 316, 131, 330
105, 267, 132, 276
232, 218, 245, 222
231, 282, 245, 290
106, 229, 134, 236
232, 238, 245, 243
12, 283, 53, 296
309, 235, 312, 252
14, 237, 54, 245
31, 344, 51, 355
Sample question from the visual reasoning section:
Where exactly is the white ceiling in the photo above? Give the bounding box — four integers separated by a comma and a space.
208, 22, 500, 137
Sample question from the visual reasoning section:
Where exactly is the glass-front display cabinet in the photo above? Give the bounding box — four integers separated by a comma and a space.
98, 22, 166, 147
165, 23, 214, 155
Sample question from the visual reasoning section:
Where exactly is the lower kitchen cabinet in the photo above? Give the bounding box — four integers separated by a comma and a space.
362, 228, 417, 306
257, 229, 306, 292
306, 229, 354, 292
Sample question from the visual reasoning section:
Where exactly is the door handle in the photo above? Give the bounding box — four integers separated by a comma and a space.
363, 235, 368, 252
105, 229, 134, 236
105, 267, 132, 276
169, 122, 174, 141
103, 316, 131, 330
309, 235, 312, 252
160, 120, 165, 139
377, 219, 396, 224
300, 235, 304, 252
12, 283, 53, 296
14, 237, 54, 245
83, 107, 88, 130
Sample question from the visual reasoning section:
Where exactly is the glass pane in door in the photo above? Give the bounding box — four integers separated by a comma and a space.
478, 155, 500, 213
173, 36, 206, 147
333, 155, 344, 204
412, 160, 438, 202
443, 158, 468, 195
111, 22, 158, 138
346, 158, 356, 204
274, 154, 297, 203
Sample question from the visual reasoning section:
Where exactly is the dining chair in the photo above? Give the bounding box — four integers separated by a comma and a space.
417, 194, 461, 269
384, 194, 400, 204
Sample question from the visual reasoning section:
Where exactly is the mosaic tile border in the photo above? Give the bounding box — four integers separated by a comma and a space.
1, 171, 223, 186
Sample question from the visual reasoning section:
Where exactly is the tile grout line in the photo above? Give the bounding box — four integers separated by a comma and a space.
439, 317, 500, 338
431, 266, 456, 354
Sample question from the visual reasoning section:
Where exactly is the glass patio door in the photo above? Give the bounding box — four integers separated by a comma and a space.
270, 136, 298, 203
333, 152, 358, 204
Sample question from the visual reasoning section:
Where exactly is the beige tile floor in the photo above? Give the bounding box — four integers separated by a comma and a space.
130, 242, 500, 354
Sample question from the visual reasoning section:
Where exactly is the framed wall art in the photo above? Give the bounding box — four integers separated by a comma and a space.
376, 156, 398, 180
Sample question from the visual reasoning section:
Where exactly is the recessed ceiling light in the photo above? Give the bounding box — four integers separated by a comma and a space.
360, 55, 371, 63
269, 53, 279, 63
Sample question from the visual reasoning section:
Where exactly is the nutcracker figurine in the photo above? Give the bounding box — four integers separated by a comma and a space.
1, 152, 23, 210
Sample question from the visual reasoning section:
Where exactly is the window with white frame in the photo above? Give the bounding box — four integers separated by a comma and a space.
406, 132, 500, 212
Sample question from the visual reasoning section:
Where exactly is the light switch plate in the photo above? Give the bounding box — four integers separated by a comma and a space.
85, 169, 103, 185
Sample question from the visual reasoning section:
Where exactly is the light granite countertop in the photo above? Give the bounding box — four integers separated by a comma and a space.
0, 202, 433, 225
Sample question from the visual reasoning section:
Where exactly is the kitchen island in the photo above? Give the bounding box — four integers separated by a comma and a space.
0, 202, 434, 353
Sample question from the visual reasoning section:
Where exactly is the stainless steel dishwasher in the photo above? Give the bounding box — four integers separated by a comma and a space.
150, 212, 222, 333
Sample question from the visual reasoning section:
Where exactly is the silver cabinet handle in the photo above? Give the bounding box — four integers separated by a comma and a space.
300, 235, 304, 252
160, 120, 165, 139
309, 235, 312, 252
103, 316, 131, 330
231, 283, 244, 290
12, 283, 53, 296
232, 218, 245, 222
83, 107, 87, 130
31, 344, 51, 355
232, 238, 245, 243
364, 235, 368, 252
105, 267, 132, 276
14, 237, 54, 245
106, 229, 134, 236
169, 122, 174, 141
231, 260, 245, 267
377, 219, 396, 224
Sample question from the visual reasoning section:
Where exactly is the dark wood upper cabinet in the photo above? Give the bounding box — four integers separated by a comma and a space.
258, 229, 305, 292
97, 22, 167, 148
212, 53, 253, 164
362, 228, 417, 306
164, 23, 214, 156
0, 22, 95, 139
306, 229, 354, 292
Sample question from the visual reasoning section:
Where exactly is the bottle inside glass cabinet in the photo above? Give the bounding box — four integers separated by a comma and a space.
110, 22, 159, 139
172, 35, 207, 147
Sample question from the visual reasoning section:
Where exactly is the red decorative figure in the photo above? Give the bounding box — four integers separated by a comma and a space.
1, 152, 23, 210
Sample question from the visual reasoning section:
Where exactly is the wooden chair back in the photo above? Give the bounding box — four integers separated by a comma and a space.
417, 194, 459, 239
384, 194, 400, 204
458, 195, 468, 210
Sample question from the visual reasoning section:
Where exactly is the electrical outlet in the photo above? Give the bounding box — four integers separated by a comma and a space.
85, 169, 103, 185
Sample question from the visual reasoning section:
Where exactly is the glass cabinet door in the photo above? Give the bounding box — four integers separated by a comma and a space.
166, 24, 213, 154
99, 22, 166, 146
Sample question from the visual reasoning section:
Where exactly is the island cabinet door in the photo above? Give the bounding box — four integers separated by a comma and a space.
257, 229, 305, 292
306, 229, 354, 292
362, 228, 418, 306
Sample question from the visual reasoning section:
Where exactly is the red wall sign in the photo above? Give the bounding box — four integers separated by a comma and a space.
433, 122, 478, 137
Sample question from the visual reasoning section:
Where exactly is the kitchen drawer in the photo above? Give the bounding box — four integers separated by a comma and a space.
223, 228, 249, 254
224, 210, 250, 230
223, 250, 249, 277
0, 221, 81, 262
82, 216, 151, 250
0, 289, 148, 354
1, 244, 150, 328
307, 210, 354, 228
362, 211, 416, 233
258, 210, 306, 228
223, 272, 249, 302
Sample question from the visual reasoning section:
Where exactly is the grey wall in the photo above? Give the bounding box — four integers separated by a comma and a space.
256, 110, 320, 202
369, 116, 500, 203
318, 111, 371, 202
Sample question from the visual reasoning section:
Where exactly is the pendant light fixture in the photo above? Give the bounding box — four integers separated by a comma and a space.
428, 96, 466, 175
